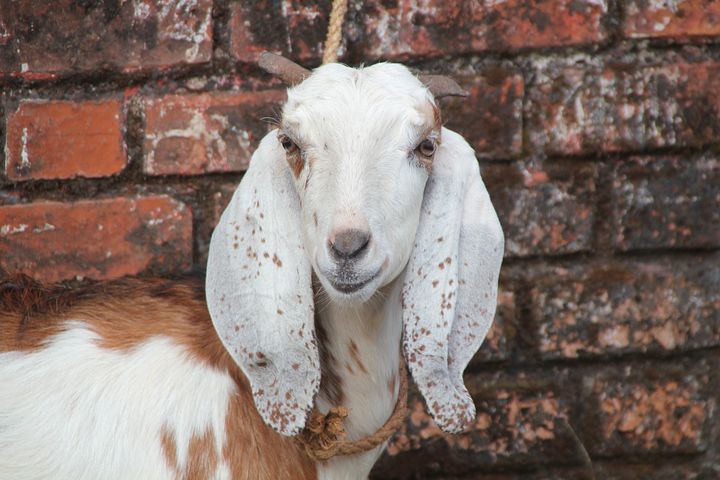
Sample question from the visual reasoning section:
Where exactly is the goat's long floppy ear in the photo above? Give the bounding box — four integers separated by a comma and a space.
206, 130, 319, 436
402, 128, 504, 434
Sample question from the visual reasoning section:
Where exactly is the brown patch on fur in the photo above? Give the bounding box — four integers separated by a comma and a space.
315, 312, 344, 406
186, 429, 218, 480
349, 340, 369, 374
388, 375, 397, 395
222, 366, 316, 479
416, 103, 442, 174
0, 273, 317, 479
0, 273, 104, 351
160, 427, 179, 476
288, 153, 304, 178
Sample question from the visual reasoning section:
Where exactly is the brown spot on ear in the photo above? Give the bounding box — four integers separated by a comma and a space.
313, 212, 318, 227
348, 340, 369, 374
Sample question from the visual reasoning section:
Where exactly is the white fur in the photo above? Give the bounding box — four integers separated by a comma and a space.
0, 323, 234, 480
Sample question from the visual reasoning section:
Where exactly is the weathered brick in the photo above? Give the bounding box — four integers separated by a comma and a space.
531, 259, 720, 359
143, 91, 285, 176
443, 70, 524, 160
229, 0, 607, 64
612, 155, 720, 251
352, 0, 608, 60
374, 389, 575, 477
5, 99, 126, 181
588, 369, 711, 455
229, 2, 330, 64
0, 196, 192, 282
472, 289, 514, 363
526, 62, 720, 155
484, 161, 595, 257
195, 182, 238, 265
0, 0, 212, 75
624, 0, 720, 40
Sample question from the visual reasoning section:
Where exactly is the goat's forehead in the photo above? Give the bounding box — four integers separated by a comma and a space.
282, 63, 433, 129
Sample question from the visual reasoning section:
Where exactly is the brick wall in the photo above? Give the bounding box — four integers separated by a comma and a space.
1, 1, 718, 478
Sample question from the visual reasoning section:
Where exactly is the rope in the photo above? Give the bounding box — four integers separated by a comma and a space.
322, 0, 349, 64
297, 356, 409, 461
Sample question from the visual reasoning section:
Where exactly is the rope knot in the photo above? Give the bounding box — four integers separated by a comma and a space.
296, 356, 409, 462
298, 406, 349, 461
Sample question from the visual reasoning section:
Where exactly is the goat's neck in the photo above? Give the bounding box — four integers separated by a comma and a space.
314, 277, 403, 479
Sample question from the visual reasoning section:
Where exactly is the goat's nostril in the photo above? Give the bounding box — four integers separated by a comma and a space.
330, 229, 371, 260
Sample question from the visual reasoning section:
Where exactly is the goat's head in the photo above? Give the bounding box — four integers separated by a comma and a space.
206, 53, 504, 436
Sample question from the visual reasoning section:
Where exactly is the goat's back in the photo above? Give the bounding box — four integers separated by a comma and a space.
0, 274, 316, 480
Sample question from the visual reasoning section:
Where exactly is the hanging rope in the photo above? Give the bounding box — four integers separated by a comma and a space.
297, 356, 409, 461
322, 0, 349, 64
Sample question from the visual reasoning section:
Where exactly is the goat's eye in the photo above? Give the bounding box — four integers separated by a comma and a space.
417, 139, 436, 157
278, 134, 298, 154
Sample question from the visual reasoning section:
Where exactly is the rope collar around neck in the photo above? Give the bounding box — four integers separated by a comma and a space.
296, 356, 408, 462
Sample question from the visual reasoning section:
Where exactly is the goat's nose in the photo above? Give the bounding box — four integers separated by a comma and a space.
329, 229, 371, 260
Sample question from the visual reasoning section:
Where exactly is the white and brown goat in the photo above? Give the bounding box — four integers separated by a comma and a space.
0, 54, 504, 480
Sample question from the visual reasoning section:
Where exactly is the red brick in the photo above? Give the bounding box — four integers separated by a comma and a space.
589, 372, 710, 455
612, 155, 720, 251
531, 259, 720, 359
229, 2, 330, 64
195, 182, 238, 265
228, 0, 607, 64
526, 62, 720, 155
5, 99, 126, 181
0, 0, 212, 75
471, 290, 514, 363
143, 91, 285, 176
353, 0, 608, 60
624, 0, 720, 40
443, 70, 524, 160
374, 389, 575, 476
484, 161, 596, 257
0, 196, 192, 282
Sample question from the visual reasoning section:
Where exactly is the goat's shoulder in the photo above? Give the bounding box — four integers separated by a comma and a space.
0, 273, 316, 480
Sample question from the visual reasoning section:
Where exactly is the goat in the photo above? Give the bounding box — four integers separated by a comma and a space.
0, 53, 504, 480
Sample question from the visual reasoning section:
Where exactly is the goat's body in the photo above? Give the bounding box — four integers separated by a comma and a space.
0, 276, 317, 480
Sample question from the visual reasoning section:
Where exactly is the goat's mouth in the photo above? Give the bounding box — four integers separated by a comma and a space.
328, 274, 377, 294
323, 267, 382, 297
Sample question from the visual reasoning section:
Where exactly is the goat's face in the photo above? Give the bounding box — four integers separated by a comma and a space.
279, 63, 439, 302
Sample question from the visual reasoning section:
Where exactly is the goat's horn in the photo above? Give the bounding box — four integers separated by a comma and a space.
259, 52, 311, 85
418, 75, 469, 99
